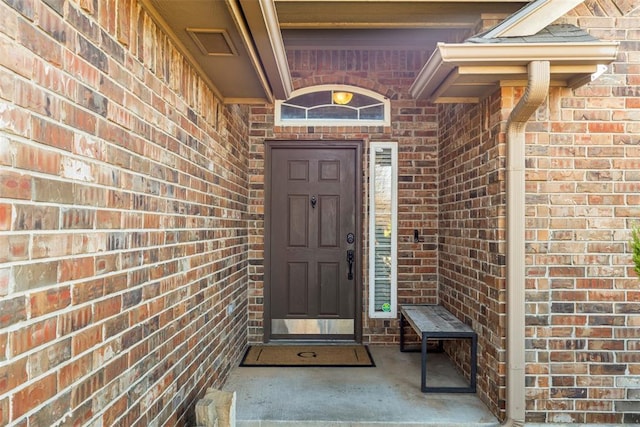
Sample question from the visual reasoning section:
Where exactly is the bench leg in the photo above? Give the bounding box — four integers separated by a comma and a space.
400, 312, 406, 352
420, 332, 428, 392
422, 333, 478, 393
470, 333, 477, 392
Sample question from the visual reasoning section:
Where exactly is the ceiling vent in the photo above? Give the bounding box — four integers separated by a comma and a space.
187, 28, 237, 56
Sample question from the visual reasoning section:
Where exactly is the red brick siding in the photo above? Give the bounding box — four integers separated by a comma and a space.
438, 0, 640, 422
438, 92, 506, 417
248, 50, 439, 344
0, 1, 248, 426
1, 0, 637, 424
522, 1, 640, 423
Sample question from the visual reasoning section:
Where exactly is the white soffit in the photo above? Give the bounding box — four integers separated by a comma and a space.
410, 41, 619, 103
481, 0, 586, 38
143, 0, 287, 104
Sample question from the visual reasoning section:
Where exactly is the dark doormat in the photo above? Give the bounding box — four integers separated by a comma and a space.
240, 345, 375, 367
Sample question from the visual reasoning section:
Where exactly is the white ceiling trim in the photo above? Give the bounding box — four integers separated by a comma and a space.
437, 42, 620, 65
258, 0, 293, 98
239, 0, 293, 99
225, 0, 275, 103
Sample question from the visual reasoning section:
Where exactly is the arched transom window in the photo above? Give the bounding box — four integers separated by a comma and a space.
275, 85, 390, 126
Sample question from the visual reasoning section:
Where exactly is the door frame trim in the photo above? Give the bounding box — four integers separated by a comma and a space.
264, 140, 363, 343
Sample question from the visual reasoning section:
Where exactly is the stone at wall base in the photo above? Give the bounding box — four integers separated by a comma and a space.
196, 389, 236, 427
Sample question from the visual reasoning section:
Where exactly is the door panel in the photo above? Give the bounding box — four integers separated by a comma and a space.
287, 262, 308, 315
288, 160, 309, 181
288, 196, 308, 247
319, 160, 339, 181
268, 144, 359, 340
319, 262, 339, 315
318, 196, 339, 247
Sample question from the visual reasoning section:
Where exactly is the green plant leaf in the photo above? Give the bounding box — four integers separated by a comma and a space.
631, 224, 640, 278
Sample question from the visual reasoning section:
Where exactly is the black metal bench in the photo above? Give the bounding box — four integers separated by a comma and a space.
400, 304, 477, 393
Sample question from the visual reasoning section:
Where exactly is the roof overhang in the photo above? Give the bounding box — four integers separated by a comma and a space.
142, 0, 291, 104
140, 1, 533, 104
138, 0, 619, 105
410, 41, 620, 103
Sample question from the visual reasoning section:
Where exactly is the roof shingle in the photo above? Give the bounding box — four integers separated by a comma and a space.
467, 24, 599, 44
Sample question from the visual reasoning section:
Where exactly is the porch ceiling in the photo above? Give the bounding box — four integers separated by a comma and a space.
140, 0, 528, 104
140, 0, 617, 105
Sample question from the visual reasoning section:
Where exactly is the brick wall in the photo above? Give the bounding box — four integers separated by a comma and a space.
248, 50, 440, 344
437, 0, 640, 422
437, 91, 506, 417
0, 1, 249, 425
3, 0, 635, 424
523, 0, 640, 423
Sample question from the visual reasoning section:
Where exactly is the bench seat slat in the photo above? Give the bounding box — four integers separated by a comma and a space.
401, 305, 473, 334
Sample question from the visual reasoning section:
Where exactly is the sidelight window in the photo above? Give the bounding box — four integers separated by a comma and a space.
275, 85, 390, 126
369, 142, 397, 318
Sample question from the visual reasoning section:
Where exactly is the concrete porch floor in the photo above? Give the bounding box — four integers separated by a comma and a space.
222, 346, 499, 426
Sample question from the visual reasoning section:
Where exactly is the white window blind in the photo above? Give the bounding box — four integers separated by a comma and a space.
369, 142, 397, 318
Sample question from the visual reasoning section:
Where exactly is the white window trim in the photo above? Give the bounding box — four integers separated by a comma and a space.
369, 141, 398, 319
275, 84, 390, 127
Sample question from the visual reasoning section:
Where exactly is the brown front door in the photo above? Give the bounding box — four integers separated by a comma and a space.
266, 141, 361, 341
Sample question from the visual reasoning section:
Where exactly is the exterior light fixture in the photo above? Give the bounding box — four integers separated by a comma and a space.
332, 91, 353, 105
